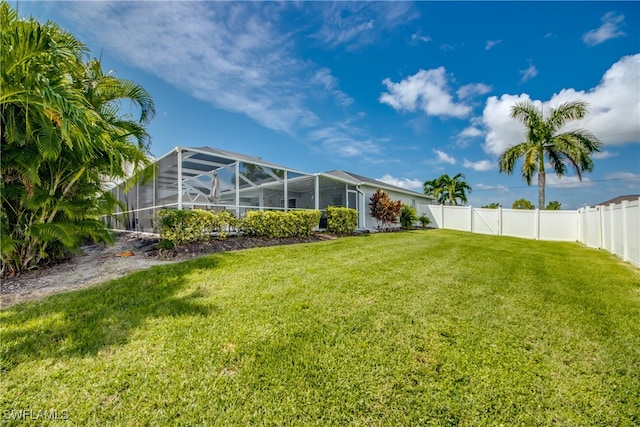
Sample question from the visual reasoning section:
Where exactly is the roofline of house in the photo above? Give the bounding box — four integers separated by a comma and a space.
151, 146, 434, 201
316, 171, 434, 200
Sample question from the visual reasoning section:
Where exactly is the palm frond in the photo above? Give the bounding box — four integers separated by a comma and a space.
28, 222, 79, 248
547, 101, 588, 130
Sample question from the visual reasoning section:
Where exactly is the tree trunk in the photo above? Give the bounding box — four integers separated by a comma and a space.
538, 171, 545, 209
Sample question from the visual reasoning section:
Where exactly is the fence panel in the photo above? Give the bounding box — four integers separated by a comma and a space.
473, 208, 500, 235
428, 199, 639, 267
539, 210, 578, 241
442, 205, 470, 231
601, 206, 612, 252
612, 204, 625, 258
627, 200, 640, 264
581, 207, 600, 248
502, 209, 536, 239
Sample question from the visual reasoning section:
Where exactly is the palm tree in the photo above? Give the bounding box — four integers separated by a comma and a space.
499, 100, 602, 209
1, 2, 154, 273
423, 173, 472, 205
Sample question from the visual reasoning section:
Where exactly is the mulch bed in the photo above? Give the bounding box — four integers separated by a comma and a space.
149, 233, 338, 260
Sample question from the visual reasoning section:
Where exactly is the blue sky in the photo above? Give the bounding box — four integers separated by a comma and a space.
20, 1, 640, 208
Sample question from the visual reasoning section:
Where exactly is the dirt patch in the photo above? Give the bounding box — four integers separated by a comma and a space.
0, 231, 336, 308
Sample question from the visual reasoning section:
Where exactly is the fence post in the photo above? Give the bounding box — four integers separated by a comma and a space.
576, 208, 582, 244
534, 208, 540, 240
622, 200, 629, 262
498, 206, 502, 236
469, 205, 474, 233
440, 204, 445, 229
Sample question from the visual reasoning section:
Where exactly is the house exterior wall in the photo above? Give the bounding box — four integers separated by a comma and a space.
360, 186, 433, 230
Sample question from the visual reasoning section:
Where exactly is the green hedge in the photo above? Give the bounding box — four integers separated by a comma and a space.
239, 210, 321, 238
157, 209, 321, 245
157, 209, 235, 246
326, 206, 357, 235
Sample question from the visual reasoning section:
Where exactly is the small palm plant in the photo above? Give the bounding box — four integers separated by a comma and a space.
399, 205, 419, 229
418, 214, 431, 228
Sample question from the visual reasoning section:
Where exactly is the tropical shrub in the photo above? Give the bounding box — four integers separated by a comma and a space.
546, 201, 562, 210
238, 210, 321, 238
512, 199, 535, 210
157, 209, 234, 246
326, 206, 357, 235
399, 205, 418, 228
482, 203, 502, 209
0, 3, 154, 274
418, 214, 432, 228
369, 189, 402, 231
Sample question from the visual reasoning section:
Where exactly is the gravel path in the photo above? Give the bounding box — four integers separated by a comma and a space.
0, 231, 334, 308
0, 232, 178, 308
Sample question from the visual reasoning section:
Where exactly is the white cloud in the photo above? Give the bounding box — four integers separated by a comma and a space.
411, 31, 431, 44
320, 19, 374, 48
307, 126, 381, 158
547, 175, 594, 188
481, 93, 536, 156
551, 54, 640, 144
583, 12, 626, 47
519, 64, 538, 83
312, 68, 354, 107
479, 54, 640, 156
458, 126, 483, 139
57, 1, 412, 162
463, 159, 494, 172
456, 125, 484, 147
456, 116, 485, 145
60, 2, 325, 135
485, 40, 501, 50
592, 150, 618, 160
313, 2, 418, 50
377, 174, 423, 192
380, 67, 473, 118
604, 172, 640, 192
457, 83, 492, 100
476, 183, 509, 192
434, 149, 456, 164
604, 172, 640, 181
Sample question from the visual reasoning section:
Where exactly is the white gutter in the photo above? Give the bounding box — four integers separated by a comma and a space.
356, 185, 367, 229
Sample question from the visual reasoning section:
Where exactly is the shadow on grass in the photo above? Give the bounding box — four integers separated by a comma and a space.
0, 256, 220, 371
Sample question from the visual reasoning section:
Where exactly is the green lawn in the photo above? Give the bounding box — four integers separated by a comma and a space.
1, 229, 639, 425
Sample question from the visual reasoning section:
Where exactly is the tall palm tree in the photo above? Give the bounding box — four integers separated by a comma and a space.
1, 2, 154, 273
499, 100, 602, 209
423, 173, 472, 205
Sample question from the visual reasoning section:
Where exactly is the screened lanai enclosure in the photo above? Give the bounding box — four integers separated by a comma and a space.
106, 146, 378, 232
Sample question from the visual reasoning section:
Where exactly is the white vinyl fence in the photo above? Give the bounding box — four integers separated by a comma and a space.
425, 199, 640, 267
578, 199, 639, 267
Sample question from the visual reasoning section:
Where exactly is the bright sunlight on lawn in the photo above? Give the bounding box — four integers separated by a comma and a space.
1, 230, 639, 425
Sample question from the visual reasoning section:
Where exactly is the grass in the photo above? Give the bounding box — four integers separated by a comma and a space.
1, 229, 639, 425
